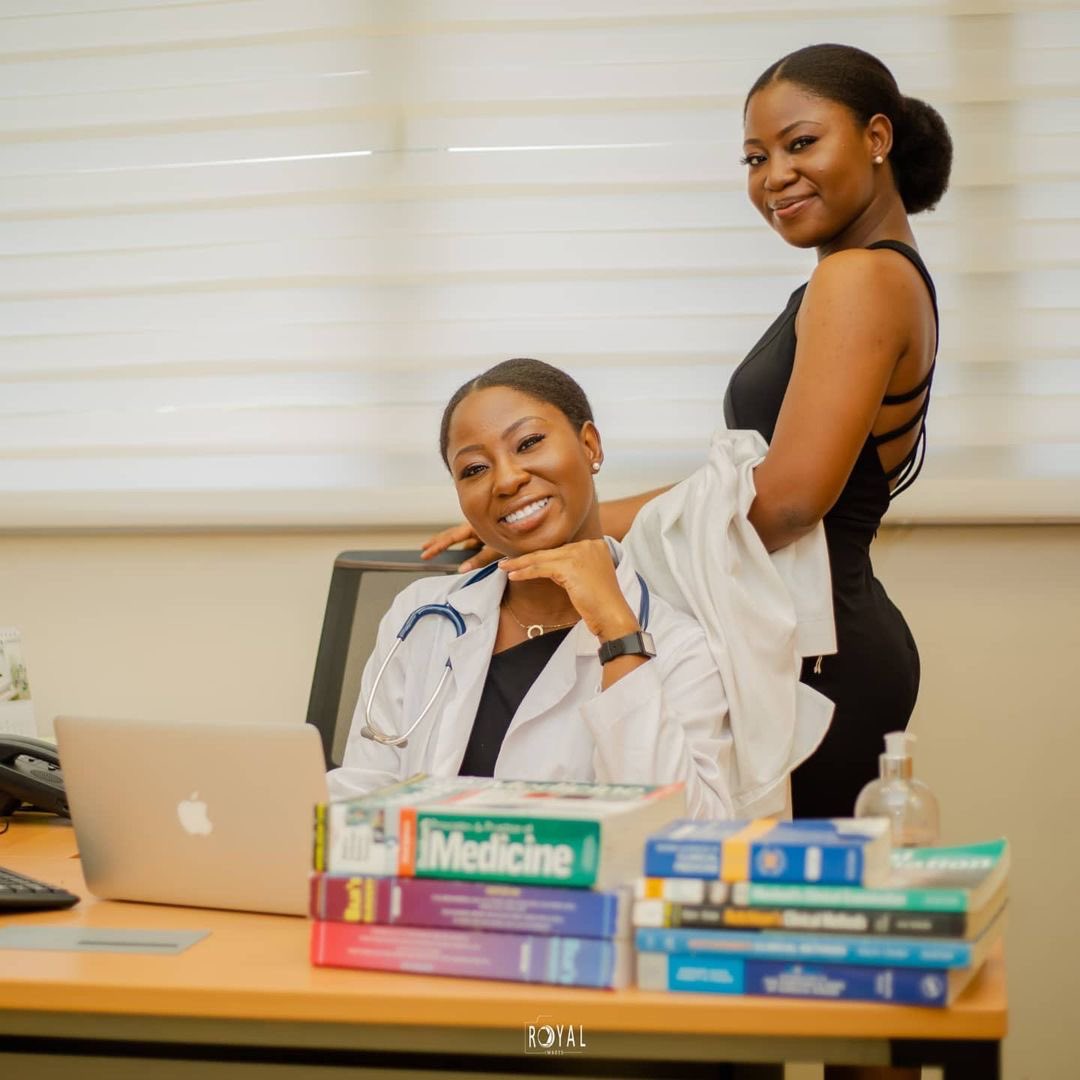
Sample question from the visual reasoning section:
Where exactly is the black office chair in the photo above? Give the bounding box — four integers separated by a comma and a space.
305, 550, 466, 769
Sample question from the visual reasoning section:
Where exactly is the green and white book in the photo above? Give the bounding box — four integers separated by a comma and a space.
316, 774, 686, 890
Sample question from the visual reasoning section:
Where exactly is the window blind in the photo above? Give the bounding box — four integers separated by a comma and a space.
2, 0, 1077, 528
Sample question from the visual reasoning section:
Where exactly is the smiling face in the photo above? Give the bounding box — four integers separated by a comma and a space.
742, 79, 892, 252
445, 386, 603, 556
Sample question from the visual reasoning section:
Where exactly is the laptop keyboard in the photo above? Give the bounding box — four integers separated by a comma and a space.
0, 865, 80, 912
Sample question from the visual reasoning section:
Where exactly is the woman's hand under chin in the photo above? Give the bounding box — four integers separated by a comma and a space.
420, 521, 501, 572
500, 539, 639, 643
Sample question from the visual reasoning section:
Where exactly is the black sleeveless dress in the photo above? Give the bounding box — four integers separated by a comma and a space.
723, 240, 937, 819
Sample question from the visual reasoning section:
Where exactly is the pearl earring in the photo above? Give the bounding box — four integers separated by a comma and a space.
874, 155, 884, 165
591, 462, 601, 473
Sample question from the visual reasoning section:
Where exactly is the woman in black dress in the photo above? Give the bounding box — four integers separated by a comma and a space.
712, 44, 952, 819
425, 44, 952, 822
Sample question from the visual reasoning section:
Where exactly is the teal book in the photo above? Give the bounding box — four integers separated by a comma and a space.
636, 953, 982, 1006
316, 775, 686, 890
634, 907, 1006, 969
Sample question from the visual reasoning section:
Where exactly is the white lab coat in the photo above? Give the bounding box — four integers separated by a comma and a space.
622, 427, 837, 818
328, 541, 736, 819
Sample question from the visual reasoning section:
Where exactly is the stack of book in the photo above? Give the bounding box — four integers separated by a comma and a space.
309, 774, 686, 988
634, 820, 1009, 1007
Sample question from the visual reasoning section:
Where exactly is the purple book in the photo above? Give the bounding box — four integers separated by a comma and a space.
309, 873, 630, 939
310, 921, 631, 988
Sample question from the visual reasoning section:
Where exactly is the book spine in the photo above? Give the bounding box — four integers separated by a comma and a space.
411, 812, 604, 887
309, 874, 626, 938
309, 875, 393, 923
643, 837, 723, 881
635, 878, 730, 904
634, 899, 967, 938
637, 953, 949, 1005
310, 922, 625, 988
736, 881, 971, 913
635, 928, 974, 969
642, 838, 870, 885
312, 803, 327, 872
321, 803, 399, 876
747, 960, 951, 1005
748, 841, 867, 885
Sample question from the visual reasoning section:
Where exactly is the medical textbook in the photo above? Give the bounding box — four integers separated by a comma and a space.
310, 922, 631, 988
637, 838, 1010, 916
635, 953, 980, 1007
309, 873, 631, 938
315, 774, 685, 890
632, 890, 1005, 940
642, 818, 892, 886
634, 907, 1004, 970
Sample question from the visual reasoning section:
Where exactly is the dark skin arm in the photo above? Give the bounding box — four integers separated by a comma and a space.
597, 253, 913, 552
747, 247, 916, 551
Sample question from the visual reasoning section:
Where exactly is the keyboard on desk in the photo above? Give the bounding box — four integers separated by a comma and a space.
0, 864, 79, 912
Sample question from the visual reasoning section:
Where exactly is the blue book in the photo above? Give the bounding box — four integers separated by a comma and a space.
642, 818, 892, 886
635, 908, 1004, 969
636, 952, 981, 1006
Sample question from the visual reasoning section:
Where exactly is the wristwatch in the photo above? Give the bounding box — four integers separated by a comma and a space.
597, 630, 656, 665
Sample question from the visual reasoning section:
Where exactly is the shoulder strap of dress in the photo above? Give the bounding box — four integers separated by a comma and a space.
865, 239, 937, 304
866, 239, 939, 403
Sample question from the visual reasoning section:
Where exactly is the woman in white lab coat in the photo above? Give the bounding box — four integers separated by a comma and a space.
329, 359, 735, 818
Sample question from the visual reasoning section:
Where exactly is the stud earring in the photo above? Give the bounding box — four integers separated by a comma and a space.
591, 462, 601, 473
874, 155, 884, 165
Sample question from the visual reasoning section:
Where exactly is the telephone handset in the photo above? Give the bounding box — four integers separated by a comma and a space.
0, 734, 69, 818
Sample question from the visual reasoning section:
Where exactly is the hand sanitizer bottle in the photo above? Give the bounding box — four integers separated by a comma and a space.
854, 731, 940, 848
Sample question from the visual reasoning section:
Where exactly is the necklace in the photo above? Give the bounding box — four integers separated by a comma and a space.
503, 601, 579, 640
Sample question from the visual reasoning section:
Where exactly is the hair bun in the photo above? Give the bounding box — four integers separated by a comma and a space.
892, 95, 953, 214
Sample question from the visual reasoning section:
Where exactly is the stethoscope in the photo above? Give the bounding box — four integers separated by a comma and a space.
360, 561, 652, 749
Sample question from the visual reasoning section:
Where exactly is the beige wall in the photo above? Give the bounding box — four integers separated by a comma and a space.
1, 524, 1076, 1080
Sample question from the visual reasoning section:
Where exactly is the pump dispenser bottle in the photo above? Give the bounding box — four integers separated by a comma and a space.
854, 731, 940, 848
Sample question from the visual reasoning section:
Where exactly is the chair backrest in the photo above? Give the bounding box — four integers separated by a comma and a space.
305, 550, 464, 769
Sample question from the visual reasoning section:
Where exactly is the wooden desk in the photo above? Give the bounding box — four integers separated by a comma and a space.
0, 819, 1006, 1079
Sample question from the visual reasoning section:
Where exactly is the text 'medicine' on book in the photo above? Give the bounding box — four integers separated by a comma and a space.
316, 774, 686, 890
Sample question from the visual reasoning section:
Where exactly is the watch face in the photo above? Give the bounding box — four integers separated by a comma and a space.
598, 630, 656, 664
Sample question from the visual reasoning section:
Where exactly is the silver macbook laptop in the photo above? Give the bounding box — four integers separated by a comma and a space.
54, 717, 328, 916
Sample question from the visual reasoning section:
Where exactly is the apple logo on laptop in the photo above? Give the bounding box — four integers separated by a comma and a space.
177, 792, 213, 836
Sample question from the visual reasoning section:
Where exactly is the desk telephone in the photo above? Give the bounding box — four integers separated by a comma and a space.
0, 734, 69, 817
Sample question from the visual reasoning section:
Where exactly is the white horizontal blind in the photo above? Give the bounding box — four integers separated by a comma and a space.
2, 0, 1078, 528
